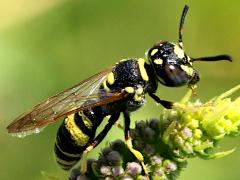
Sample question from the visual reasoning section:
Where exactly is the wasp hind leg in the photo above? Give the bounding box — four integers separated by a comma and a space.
80, 112, 120, 174
123, 111, 149, 177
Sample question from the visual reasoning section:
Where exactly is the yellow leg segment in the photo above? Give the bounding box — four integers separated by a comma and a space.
80, 145, 94, 174
126, 138, 143, 161
80, 113, 121, 174
126, 137, 149, 178
123, 111, 149, 178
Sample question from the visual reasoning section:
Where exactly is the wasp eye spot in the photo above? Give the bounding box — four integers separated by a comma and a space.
180, 65, 194, 76
150, 49, 159, 56
173, 45, 185, 59
154, 59, 163, 65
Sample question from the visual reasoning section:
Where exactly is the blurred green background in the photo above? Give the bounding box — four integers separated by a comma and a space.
1, 0, 239, 179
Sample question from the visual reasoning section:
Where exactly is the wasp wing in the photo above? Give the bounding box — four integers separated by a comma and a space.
7, 66, 125, 136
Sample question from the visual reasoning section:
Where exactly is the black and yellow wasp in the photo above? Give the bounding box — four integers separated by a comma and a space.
7, 5, 231, 175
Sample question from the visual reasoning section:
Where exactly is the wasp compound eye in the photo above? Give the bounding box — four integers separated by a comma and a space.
155, 63, 190, 87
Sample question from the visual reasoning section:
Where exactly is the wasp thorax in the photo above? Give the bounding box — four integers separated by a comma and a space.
147, 41, 199, 87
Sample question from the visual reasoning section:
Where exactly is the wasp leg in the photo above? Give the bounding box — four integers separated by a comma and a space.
80, 112, 120, 174
106, 115, 124, 130
115, 121, 124, 130
123, 111, 149, 177
188, 84, 197, 96
149, 93, 173, 109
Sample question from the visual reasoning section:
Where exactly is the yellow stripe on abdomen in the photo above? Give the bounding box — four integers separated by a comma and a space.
65, 114, 90, 146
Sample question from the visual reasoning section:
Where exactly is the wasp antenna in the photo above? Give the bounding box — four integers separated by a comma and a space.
179, 5, 189, 48
191, 55, 233, 62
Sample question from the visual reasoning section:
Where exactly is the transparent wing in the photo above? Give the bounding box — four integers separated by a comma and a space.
7, 66, 125, 136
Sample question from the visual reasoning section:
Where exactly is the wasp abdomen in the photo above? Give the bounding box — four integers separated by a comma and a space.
54, 106, 104, 170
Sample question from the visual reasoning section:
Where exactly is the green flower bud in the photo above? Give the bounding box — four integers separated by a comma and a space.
194, 140, 213, 152
192, 139, 201, 146
174, 135, 184, 147
137, 175, 149, 180
193, 129, 202, 139
182, 142, 193, 154
186, 119, 199, 129
163, 121, 178, 144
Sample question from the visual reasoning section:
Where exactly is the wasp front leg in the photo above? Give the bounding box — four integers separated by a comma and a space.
188, 84, 198, 96
123, 111, 149, 177
80, 112, 120, 174
149, 93, 173, 109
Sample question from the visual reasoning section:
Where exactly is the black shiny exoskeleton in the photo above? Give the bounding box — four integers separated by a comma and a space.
7, 5, 232, 175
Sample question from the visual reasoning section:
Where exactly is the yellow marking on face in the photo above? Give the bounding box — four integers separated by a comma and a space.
107, 72, 115, 85
103, 80, 110, 92
65, 114, 90, 146
125, 86, 135, 94
134, 86, 144, 102
179, 42, 183, 48
181, 65, 194, 76
150, 49, 158, 56
174, 45, 185, 59
136, 86, 143, 95
187, 56, 192, 65
134, 94, 144, 102
154, 58, 163, 65
138, 58, 149, 81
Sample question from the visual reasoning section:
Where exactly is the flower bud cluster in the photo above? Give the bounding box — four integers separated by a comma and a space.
70, 119, 183, 180
69, 85, 240, 179
162, 85, 240, 159
130, 119, 182, 179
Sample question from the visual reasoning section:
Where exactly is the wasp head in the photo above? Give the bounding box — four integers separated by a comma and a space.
147, 41, 199, 87
146, 5, 231, 88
